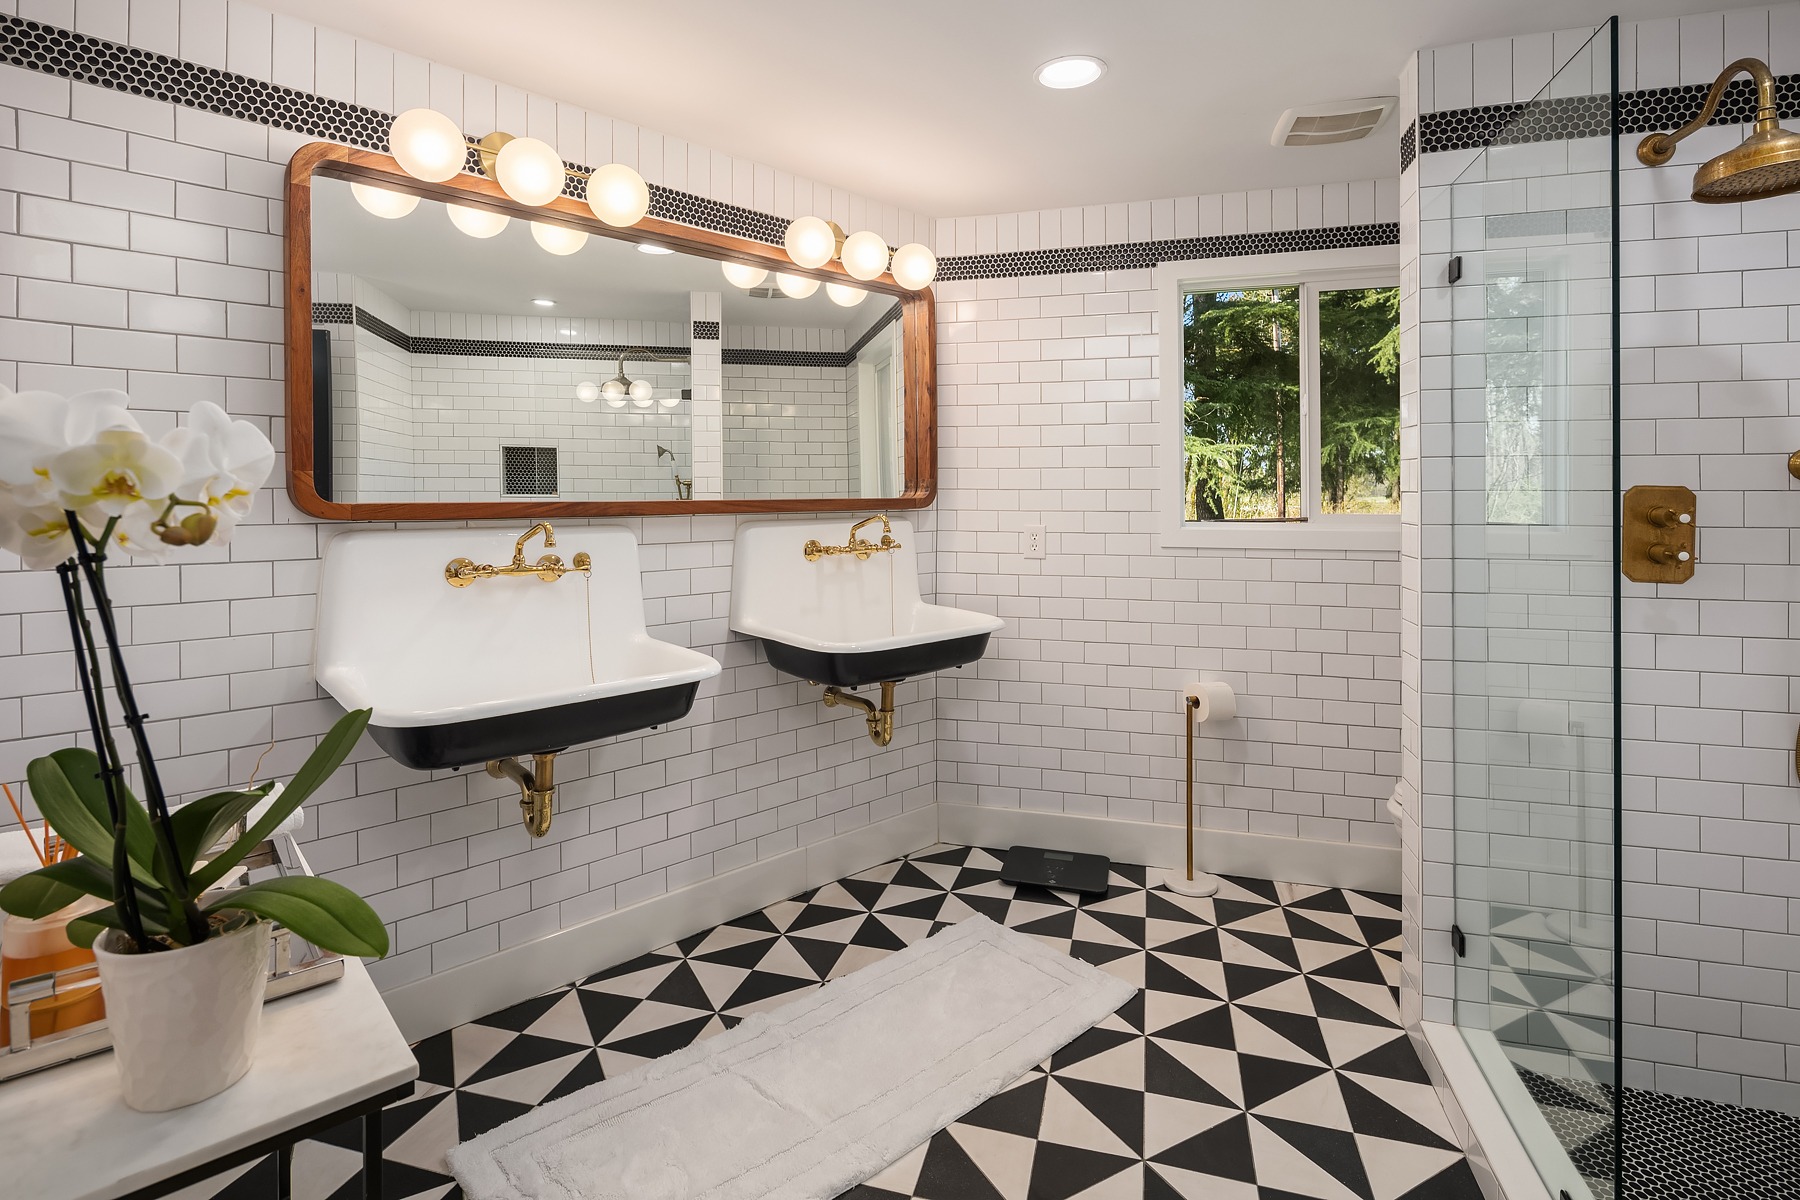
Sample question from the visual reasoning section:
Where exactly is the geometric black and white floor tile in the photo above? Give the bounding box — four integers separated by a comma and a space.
185, 845, 1482, 1200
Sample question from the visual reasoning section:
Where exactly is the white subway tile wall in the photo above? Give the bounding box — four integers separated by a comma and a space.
0, 1, 935, 991
1410, 3, 1800, 1116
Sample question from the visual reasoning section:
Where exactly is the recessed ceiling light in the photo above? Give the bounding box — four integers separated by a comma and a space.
637, 243, 675, 255
532, 298, 555, 306
1037, 55, 1106, 90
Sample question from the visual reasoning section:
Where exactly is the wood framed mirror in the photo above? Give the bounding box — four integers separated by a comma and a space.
284, 144, 935, 519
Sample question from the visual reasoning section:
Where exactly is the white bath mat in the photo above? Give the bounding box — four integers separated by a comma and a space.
447, 914, 1136, 1200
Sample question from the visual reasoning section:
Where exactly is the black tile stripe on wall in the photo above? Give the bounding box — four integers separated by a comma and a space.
936, 223, 1401, 282
317, 304, 690, 360
1418, 71, 1800, 156
691, 321, 720, 340
1400, 120, 1417, 173
721, 348, 854, 368
0, 15, 788, 248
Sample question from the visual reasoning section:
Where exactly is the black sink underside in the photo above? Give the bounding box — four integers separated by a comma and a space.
369, 680, 702, 771
759, 632, 991, 689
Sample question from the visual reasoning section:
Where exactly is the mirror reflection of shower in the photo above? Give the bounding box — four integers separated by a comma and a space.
658, 446, 693, 500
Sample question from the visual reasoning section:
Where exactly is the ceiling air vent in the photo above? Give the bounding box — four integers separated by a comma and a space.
1271, 97, 1398, 147
745, 286, 793, 300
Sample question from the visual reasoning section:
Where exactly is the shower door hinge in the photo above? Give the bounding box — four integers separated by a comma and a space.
1447, 255, 1463, 284
1451, 924, 1467, 957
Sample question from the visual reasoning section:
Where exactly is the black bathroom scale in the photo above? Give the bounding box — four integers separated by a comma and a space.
999, 845, 1112, 895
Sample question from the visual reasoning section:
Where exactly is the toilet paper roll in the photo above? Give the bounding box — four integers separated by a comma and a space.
248, 782, 303, 836
1185, 680, 1238, 724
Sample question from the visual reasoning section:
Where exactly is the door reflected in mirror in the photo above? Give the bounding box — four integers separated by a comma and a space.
309, 174, 906, 506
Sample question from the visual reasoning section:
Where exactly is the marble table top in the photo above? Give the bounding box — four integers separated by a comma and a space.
0, 958, 418, 1200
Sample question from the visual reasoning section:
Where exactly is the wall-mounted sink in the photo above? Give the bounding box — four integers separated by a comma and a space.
316, 524, 719, 831
730, 517, 1001, 743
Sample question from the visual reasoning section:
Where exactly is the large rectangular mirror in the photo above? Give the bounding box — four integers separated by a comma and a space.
285, 145, 934, 518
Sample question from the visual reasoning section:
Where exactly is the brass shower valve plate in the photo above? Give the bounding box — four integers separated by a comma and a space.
1622, 485, 1696, 584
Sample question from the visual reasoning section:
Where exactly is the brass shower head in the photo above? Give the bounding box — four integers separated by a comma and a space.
1638, 57, 1800, 203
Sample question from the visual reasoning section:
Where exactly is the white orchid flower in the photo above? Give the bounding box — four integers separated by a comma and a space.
0, 495, 77, 570
0, 387, 139, 507
159, 402, 276, 545
48, 428, 184, 518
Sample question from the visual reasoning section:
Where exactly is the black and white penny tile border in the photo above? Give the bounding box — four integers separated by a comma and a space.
312, 304, 689, 361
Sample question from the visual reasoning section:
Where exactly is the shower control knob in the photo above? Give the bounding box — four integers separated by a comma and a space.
1647, 544, 1690, 565
1647, 506, 1691, 528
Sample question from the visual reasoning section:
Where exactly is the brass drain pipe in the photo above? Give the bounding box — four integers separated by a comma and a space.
822, 681, 896, 746
489, 752, 558, 836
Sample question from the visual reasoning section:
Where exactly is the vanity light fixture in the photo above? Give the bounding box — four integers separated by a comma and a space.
775, 272, 820, 299
1036, 55, 1106, 89
350, 182, 419, 219
575, 381, 601, 403
721, 261, 769, 289
784, 215, 841, 269
530, 222, 589, 255
446, 203, 509, 237
384, 110, 651, 228
839, 230, 891, 281
826, 282, 867, 307
889, 242, 938, 291
764, 217, 937, 290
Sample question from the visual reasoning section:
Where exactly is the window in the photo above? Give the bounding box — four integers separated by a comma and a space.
1159, 247, 1401, 549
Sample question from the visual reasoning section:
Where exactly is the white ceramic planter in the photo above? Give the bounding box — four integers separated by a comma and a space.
93, 919, 271, 1112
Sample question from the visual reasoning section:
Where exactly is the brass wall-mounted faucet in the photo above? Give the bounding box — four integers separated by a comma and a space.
803, 514, 903, 562
445, 521, 593, 587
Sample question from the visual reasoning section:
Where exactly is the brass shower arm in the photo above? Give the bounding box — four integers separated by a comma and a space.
1638, 57, 1780, 165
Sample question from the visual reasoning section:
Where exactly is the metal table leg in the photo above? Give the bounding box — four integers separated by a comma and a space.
363, 1108, 383, 1200
275, 1144, 293, 1200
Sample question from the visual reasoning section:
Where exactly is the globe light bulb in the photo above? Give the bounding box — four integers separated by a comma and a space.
783, 215, 838, 269
826, 282, 867, 307
889, 242, 938, 290
601, 377, 628, 403
840, 230, 890, 281
575, 381, 600, 403
721, 261, 769, 289
775, 272, 819, 299
629, 378, 654, 405
494, 136, 567, 206
587, 163, 650, 227
351, 183, 419, 219
446, 203, 509, 238
389, 108, 466, 182
530, 222, 588, 255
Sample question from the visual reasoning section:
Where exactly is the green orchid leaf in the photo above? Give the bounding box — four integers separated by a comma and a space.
205, 875, 389, 959
67, 903, 168, 951
170, 785, 274, 874
26, 750, 161, 888
192, 709, 370, 892
0, 859, 110, 918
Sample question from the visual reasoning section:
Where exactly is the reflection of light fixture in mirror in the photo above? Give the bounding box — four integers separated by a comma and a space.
530, 222, 588, 255
574, 381, 601, 403
826, 282, 867, 307
658, 394, 680, 409
776, 272, 819, 299
722, 261, 769, 289
351, 182, 419, 219
630, 378, 655, 408
602, 375, 628, 408
588, 162, 652, 226
1036, 55, 1106, 89
532, 298, 555, 306
447, 203, 509, 237
638, 243, 674, 255
493, 136, 567, 206
840, 231, 890, 281
784, 216, 842, 269
890, 243, 938, 290
389, 108, 468, 181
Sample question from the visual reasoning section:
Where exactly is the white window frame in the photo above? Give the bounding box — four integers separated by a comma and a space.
1157, 245, 1401, 551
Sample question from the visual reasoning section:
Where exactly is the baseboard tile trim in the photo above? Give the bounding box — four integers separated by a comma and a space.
936, 803, 1399, 893
381, 806, 938, 1041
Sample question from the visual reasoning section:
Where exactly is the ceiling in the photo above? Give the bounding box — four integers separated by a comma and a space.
312, 177, 891, 331
269, 1, 1753, 216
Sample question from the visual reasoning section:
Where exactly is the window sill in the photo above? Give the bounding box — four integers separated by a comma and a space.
1158, 520, 1401, 553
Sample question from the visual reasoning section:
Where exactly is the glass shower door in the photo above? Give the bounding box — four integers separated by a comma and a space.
1438, 19, 1621, 1200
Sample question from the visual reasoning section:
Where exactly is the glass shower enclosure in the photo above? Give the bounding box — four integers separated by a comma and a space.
1429, 19, 1621, 1200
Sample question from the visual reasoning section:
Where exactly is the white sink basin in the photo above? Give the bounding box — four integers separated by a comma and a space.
316, 526, 720, 769
729, 517, 1003, 687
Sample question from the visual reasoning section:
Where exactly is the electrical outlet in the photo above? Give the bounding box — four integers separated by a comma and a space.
1023, 524, 1045, 559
